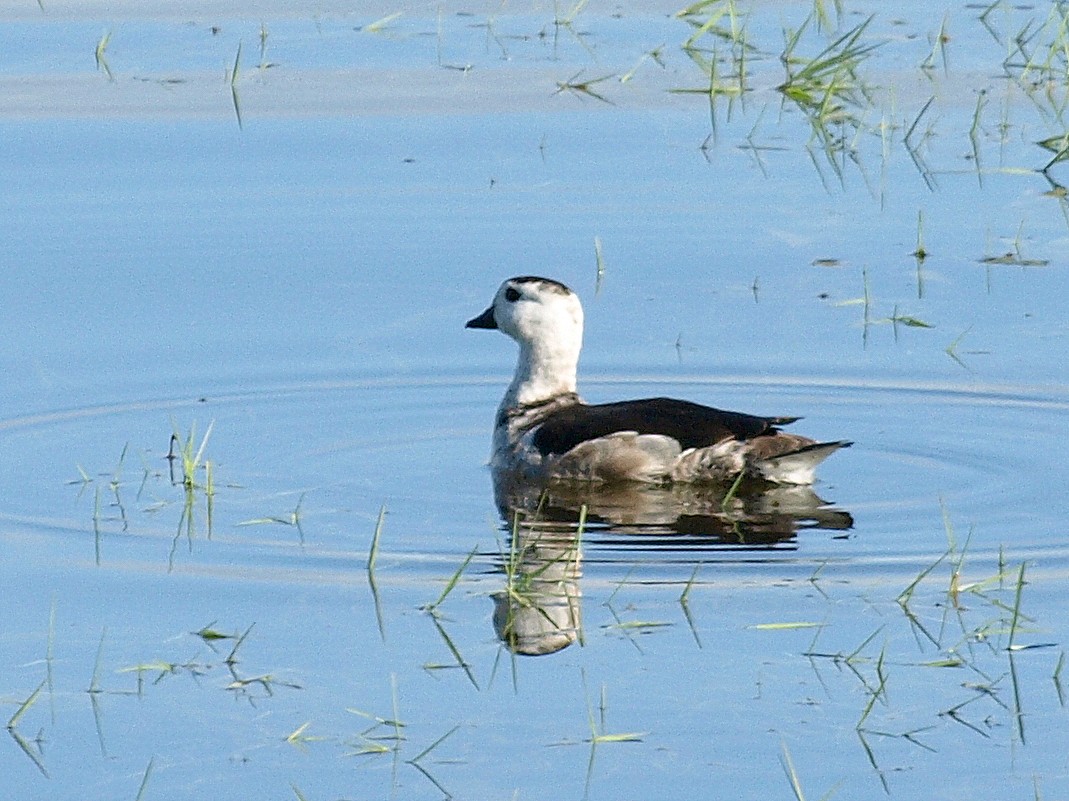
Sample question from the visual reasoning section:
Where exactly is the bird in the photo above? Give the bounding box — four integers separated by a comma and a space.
466, 276, 851, 486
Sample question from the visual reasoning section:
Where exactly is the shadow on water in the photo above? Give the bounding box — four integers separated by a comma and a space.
491, 468, 853, 656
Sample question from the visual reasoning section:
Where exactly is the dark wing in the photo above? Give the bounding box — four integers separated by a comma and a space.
531, 397, 799, 457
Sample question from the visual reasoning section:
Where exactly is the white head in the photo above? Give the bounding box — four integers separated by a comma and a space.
467, 276, 584, 407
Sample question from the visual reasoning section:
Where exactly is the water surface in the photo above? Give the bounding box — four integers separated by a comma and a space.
3, 2, 1069, 799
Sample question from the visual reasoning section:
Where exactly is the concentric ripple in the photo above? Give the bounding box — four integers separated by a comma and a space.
0, 372, 1066, 578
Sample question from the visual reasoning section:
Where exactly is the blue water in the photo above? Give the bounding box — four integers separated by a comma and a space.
2, 3, 1069, 799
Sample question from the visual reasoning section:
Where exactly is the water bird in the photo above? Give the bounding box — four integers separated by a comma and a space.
466, 276, 850, 485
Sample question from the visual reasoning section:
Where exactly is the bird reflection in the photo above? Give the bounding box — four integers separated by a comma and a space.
490, 470, 853, 656
492, 521, 582, 656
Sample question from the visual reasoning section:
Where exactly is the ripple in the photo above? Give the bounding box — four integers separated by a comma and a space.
0, 372, 1066, 574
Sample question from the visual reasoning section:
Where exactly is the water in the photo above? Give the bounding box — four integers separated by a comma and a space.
3, 2, 1069, 799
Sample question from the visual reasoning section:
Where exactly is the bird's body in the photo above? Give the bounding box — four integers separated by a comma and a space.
467, 276, 850, 485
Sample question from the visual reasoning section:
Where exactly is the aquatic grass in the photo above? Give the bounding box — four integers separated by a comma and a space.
777, 15, 879, 113
978, 220, 1050, 266
1009, 648, 1027, 743
555, 72, 616, 104
422, 544, 478, 613
257, 22, 274, 71
192, 621, 234, 646
749, 621, 824, 631
602, 616, 672, 633
896, 549, 949, 648
68, 463, 93, 487
678, 564, 703, 648
109, 444, 130, 533
779, 740, 805, 801
226, 673, 302, 699
882, 306, 934, 341
547, 0, 598, 57
804, 625, 887, 710
672, 9, 750, 134
807, 560, 830, 599
231, 82, 243, 130
87, 628, 106, 696
168, 420, 214, 491
493, 504, 585, 663
601, 574, 664, 654
778, 740, 842, 801
205, 459, 215, 533
405, 724, 460, 797
855, 644, 888, 728
286, 721, 330, 749
553, 0, 589, 28
366, 568, 386, 642
94, 30, 113, 81
619, 46, 665, 84
944, 326, 974, 370
834, 266, 875, 345
119, 657, 211, 692
224, 623, 254, 666
719, 470, 745, 512
1008, 3, 1069, 81
426, 613, 479, 689
86, 628, 110, 757
920, 12, 951, 75
1038, 131, 1069, 170
968, 90, 988, 184
361, 12, 402, 34
133, 757, 154, 801
346, 683, 406, 755
46, 599, 56, 724
229, 41, 241, 86
603, 562, 634, 609
903, 96, 937, 190
572, 673, 646, 797
7, 678, 48, 777
165, 421, 217, 563
1007, 562, 1028, 651
912, 209, 927, 298
586, 685, 645, 744
676, 0, 747, 52
678, 564, 700, 605
238, 493, 306, 540
734, 107, 783, 178
92, 484, 102, 565
7, 679, 46, 730
366, 503, 386, 572
109, 443, 127, 487
365, 504, 388, 639
390, 675, 404, 747
345, 677, 456, 795
853, 729, 890, 794
593, 236, 605, 295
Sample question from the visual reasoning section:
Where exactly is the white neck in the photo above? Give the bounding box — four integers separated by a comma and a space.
502, 339, 579, 408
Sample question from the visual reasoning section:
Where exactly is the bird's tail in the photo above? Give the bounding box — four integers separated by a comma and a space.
754, 440, 853, 485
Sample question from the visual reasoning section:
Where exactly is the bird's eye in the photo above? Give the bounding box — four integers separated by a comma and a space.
505, 287, 521, 303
